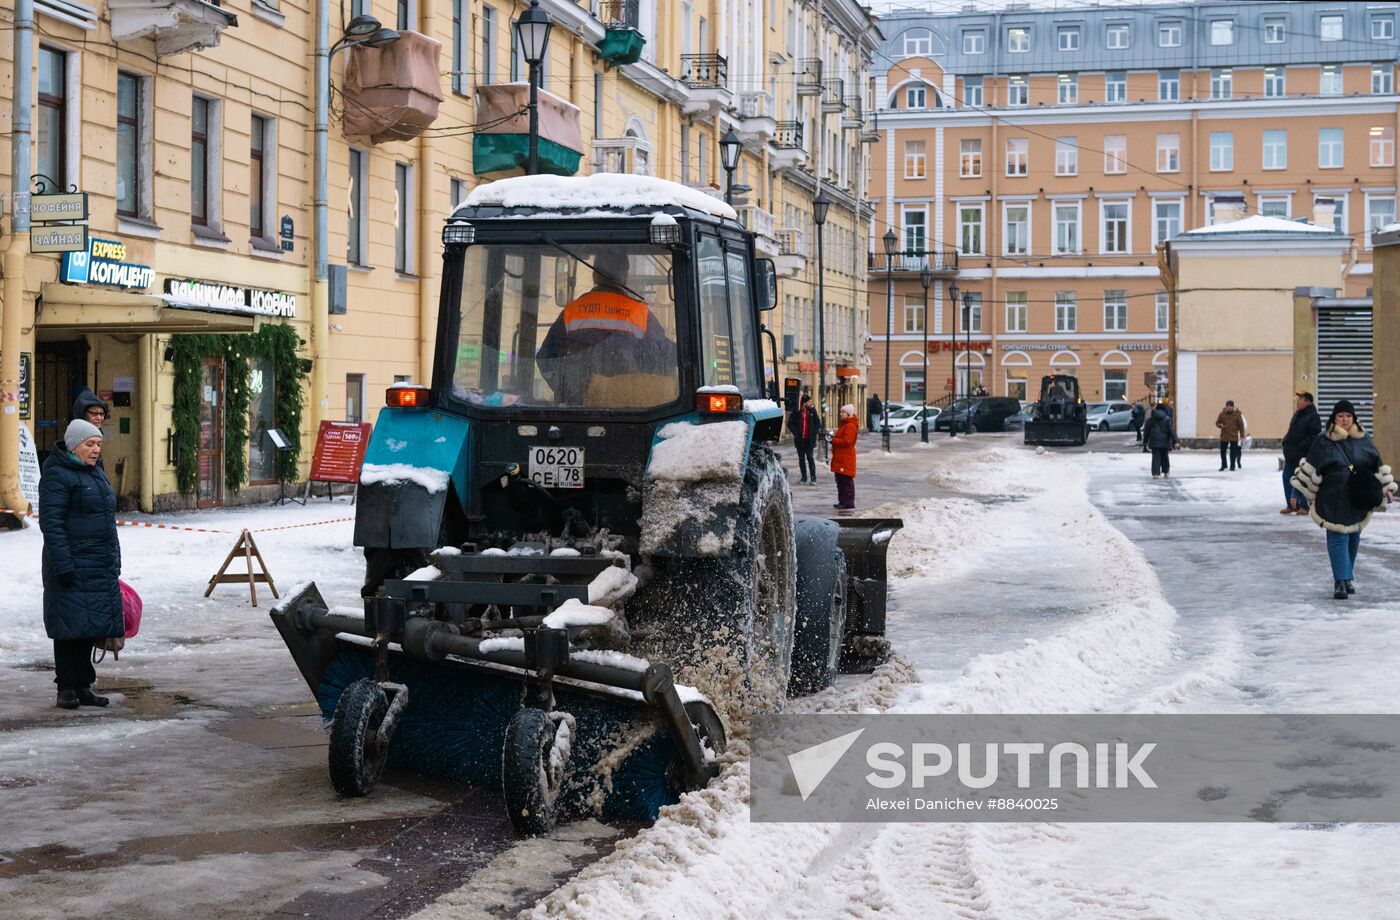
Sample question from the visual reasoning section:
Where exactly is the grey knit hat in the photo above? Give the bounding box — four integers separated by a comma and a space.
64, 418, 102, 451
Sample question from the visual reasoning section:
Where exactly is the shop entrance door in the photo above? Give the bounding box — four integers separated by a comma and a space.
198, 357, 225, 508
33, 340, 88, 461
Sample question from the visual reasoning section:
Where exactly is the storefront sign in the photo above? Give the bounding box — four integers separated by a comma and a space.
61, 238, 155, 290
1117, 344, 1160, 351
836, 367, 860, 378
309, 421, 373, 483
30, 192, 88, 223
31, 224, 88, 254
18, 422, 40, 510
1000, 344, 1081, 352
796, 361, 819, 372
164, 279, 299, 319
19, 353, 30, 419
925, 341, 991, 353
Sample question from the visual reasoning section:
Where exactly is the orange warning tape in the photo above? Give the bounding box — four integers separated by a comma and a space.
19, 510, 355, 535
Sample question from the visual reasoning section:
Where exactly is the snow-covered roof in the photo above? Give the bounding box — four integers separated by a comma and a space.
456, 174, 738, 222
1180, 215, 1339, 237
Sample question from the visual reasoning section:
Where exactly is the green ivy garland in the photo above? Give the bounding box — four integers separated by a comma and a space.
171, 324, 305, 496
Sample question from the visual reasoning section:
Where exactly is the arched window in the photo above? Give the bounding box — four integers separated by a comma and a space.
902, 28, 934, 57
1152, 349, 1169, 366
1050, 350, 1080, 368
1000, 351, 1032, 366
1100, 349, 1132, 367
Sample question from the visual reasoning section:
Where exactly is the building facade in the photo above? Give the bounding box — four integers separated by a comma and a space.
865, 0, 1398, 412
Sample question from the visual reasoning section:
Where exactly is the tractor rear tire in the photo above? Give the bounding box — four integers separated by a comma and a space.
328, 679, 389, 797
502, 708, 566, 836
789, 519, 848, 696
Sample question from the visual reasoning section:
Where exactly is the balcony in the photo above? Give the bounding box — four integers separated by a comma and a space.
680, 53, 731, 117
770, 120, 805, 171
343, 31, 444, 144
842, 95, 863, 130
867, 247, 960, 276
593, 136, 652, 176
737, 204, 780, 258
107, 0, 236, 56
472, 83, 584, 176
775, 227, 808, 277
595, 0, 645, 66
734, 91, 776, 148
821, 78, 845, 114
797, 58, 823, 96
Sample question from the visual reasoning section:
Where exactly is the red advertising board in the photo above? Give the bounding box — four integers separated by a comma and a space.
309, 420, 373, 483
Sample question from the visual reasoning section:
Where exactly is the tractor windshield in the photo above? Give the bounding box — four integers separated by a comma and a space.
451, 243, 681, 410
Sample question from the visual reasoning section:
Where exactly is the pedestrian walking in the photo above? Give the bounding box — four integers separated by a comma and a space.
1216, 400, 1245, 470
1291, 400, 1396, 600
39, 419, 122, 710
788, 394, 821, 486
1280, 391, 1322, 515
830, 404, 859, 510
1130, 401, 1146, 443
866, 392, 883, 433
1143, 401, 1179, 479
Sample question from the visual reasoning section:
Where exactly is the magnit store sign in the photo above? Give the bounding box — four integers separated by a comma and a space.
60, 238, 155, 290
164, 279, 299, 319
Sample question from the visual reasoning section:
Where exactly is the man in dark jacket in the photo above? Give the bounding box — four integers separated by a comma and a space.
1280, 391, 1322, 515
39, 419, 122, 709
1215, 400, 1246, 471
788, 394, 821, 485
1143, 402, 1179, 479
867, 393, 883, 432
1130, 402, 1146, 442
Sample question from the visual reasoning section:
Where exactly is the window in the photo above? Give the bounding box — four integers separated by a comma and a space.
348, 148, 367, 265
1372, 126, 1395, 167
958, 204, 984, 255
902, 209, 926, 254
1055, 292, 1077, 332
1318, 194, 1347, 233
1105, 72, 1125, 103
1006, 292, 1028, 332
904, 140, 926, 179
1008, 27, 1029, 53
452, 0, 467, 94
1263, 129, 1288, 170
1367, 196, 1396, 247
963, 76, 983, 108
1321, 65, 1342, 96
1264, 17, 1285, 43
1258, 196, 1290, 218
1210, 20, 1233, 46
396, 0, 413, 30
1003, 203, 1030, 255
1156, 133, 1180, 172
248, 357, 278, 483
1106, 23, 1129, 49
1373, 65, 1393, 95
1210, 131, 1234, 172
1155, 291, 1169, 331
250, 114, 270, 238
1006, 374, 1028, 401
1057, 73, 1078, 105
963, 29, 985, 54
1104, 135, 1127, 174
903, 28, 933, 57
1101, 201, 1130, 253
1053, 202, 1080, 254
450, 177, 467, 208
1104, 370, 1128, 402
906, 84, 927, 109
1055, 138, 1078, 176
1158, 70, 1179, 102
395, 162, 414, 273
1319, 128, 1344, 169
1265, 67, 1285, 97
37, 47, 66, 192
116, 71, 144, 219
1005, 137, 1028, 176
191, 96, 213, 227
1153, 199, 1181, 245
1375, 16, 1396, 40
1008, 75, 1028, 106
1158, 21, 1181, 47
903, 371, 925, 404
962, 293, 982, 333
1103, 291, 1128, 332
960, 138, 982, 177
1058, 27, 1080, 52
1210, 69, 1232, 100
1320, 14, 1343, 42
346, 374, 365, 423
481, 5, 497, 83
903, 295, 924, 334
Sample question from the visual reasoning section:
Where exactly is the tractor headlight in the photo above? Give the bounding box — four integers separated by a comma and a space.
443, 221, 476, 246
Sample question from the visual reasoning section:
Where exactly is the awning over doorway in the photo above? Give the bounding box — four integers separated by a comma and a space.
38, 284, 259, 334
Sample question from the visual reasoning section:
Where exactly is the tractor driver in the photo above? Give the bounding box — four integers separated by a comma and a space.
536, 249, 677, 407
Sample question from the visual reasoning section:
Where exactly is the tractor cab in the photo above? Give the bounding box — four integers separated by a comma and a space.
1023, 373, 1090, 447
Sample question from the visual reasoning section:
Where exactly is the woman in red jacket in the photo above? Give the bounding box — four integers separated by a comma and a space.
830, 404, 859, 510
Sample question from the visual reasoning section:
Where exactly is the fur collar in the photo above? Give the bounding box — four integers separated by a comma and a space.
1326, 423, 1365, 441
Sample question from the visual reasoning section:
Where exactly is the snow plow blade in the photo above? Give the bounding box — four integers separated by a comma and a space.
832, 517, 903, 673
1024, 420, 1089, 447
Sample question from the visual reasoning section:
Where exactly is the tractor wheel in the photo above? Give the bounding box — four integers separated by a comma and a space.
328, 679, 389, 797
789, 519, 848, 696
502, 708, 569, 836
362, 547, 429, 598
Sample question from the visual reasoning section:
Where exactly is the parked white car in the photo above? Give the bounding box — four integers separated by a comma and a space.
880, 406, 941, 433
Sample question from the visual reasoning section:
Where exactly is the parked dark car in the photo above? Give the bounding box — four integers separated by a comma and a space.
933, 396, 1022, 433
1003, 403, 1038, 432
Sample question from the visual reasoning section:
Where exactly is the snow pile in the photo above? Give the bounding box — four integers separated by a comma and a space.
647, 421, 748, 483
586, 565, 637, 607
542, 600, 615, 629
568, 649, 650, 673
460, 174, 737, 221
743, 398, 780, 414
359, 463, 449, 493
404, 565, 441, 582
480, 637, 524, 653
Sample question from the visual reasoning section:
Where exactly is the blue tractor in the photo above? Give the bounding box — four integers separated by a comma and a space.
271, 174, 900, 835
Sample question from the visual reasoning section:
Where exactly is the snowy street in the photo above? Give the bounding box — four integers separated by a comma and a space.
3, 436, 1398, 918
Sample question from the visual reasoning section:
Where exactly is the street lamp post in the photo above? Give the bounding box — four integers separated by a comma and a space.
882, 229, 898, 453
964, 291, 973, 416
947, 280, 959, 436
919, 263, 933, 443
719, 129, 742, 205
515, 0, 553, 176
813, 192, 830, 458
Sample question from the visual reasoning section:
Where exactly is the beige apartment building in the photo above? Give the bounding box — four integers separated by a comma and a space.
866, 1, 1397, 413
0, 0, 878, 516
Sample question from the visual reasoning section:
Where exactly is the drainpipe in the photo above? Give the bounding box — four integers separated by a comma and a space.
309, 0, 331, 447
0, 0, 35, 519
417, 0, 437, 383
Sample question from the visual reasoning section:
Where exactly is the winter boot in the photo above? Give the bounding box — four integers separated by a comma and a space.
1334, 580, 1349, 600
1345, 580, 1356, 595
56, 689, 80, 710
77, 687, 110, 707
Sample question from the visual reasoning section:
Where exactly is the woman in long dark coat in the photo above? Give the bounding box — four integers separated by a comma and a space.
39, 419, 122, 708
1291, 400, 1397, 600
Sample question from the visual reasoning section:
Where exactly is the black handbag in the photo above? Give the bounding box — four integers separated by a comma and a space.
1340, 441, 1384, 510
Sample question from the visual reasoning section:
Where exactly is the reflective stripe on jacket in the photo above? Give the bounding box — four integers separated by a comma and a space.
562, 290, 650, 338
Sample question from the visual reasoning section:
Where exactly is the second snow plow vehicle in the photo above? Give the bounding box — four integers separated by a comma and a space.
271, 174, 901, 835
1023, 373, 1090, 447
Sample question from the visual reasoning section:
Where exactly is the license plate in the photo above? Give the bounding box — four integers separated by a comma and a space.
529, 446, 585, 489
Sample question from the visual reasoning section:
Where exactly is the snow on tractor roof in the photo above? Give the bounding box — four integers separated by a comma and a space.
455, 173, 738, 222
